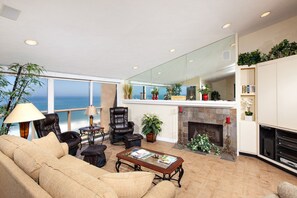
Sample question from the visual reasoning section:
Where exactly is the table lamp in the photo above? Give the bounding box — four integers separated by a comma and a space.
4, 103, 45, 139
85, 105, 98, 127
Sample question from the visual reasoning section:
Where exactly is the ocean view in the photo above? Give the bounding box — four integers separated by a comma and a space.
5, 96, 101, 138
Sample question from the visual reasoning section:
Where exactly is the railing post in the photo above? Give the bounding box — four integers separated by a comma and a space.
67, 111, 71, 131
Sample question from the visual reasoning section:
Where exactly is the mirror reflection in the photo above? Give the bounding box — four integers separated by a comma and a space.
127, 35, 236, 101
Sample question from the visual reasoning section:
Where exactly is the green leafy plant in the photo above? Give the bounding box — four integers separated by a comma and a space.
187, 134, 221, 155
141, 114, 163, 135
245, 110, 253, 116
151, 87, 159, 95
0, 63, 45, 135
198, 84, 211, 94
172, 83, 182, 96
238, 39, 297, 66
211, 90, 221, 101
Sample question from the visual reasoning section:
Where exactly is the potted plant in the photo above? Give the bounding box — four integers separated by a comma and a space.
141, 114, 163, 142
151, 87, 159, 100
187, 134, 220, 155
198, 84, 211, 101
245, 107, 253, 121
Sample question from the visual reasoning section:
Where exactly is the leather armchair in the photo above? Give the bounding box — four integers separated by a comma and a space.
109, 107, 134, 144
33, 113, 81, 156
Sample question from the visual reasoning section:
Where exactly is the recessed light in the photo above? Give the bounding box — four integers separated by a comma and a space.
170, 49, 175, 53
24, 39, 38, 46
132, 66, 138, 70
261, 11, 271, 18
157, 72, 161, 75
222, 23, 231, 29
230, 43, 236, 47
189, 59, 194, 63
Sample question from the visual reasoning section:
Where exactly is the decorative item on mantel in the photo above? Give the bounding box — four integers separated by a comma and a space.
198, 84, 211, 101
151, 87, 159, 100
221, 116, 236, 161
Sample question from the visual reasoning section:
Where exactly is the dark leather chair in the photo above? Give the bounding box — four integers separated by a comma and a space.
109, 107, 134, 144
33, 113, 81, 156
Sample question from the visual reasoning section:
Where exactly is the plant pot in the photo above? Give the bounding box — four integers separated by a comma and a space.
245, 115, 253, 121
152, 94, 158, 100
202, 94, 209, 101
146, 132, 157, 142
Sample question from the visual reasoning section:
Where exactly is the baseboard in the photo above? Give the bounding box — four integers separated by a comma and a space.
156, 136, 178, 143
239, 152, 257, 157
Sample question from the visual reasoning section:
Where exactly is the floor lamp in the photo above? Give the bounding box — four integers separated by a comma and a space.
4, 103, 45, 139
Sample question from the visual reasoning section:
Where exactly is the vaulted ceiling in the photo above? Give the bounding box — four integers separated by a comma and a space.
1, 0, 297, 80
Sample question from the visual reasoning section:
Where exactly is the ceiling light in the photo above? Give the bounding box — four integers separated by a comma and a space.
24, 39, 38, 46
261, 11, 271, 18
230, 43, 236, 47
170, 49, 175, 53
158, 72, 161, 75
222, 23, 231, 29
132, 66, 138, 70
189, 60, 194, 63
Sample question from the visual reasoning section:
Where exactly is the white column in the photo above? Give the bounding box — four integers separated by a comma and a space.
89, 81, 93, 105
47, 78, 54, 113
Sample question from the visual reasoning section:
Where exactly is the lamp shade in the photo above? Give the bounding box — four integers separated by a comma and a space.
4, 103, 45, 123
85, 105, 98, 116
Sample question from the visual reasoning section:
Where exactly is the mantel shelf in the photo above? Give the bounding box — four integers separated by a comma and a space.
122, 99, 237, 108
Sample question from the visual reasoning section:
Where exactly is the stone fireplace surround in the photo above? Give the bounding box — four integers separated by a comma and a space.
178, 107, 237, 152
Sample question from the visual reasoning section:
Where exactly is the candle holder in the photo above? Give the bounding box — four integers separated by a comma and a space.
222, 119, 236, 160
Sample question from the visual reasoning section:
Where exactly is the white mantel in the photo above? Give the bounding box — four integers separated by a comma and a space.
122, 99, 237, 108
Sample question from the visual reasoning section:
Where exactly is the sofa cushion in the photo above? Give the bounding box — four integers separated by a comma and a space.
14, 143, 59, 182
278, 182, 297, 198
100, 172, 154, 198
59, 154, 109, 179
142, 181, 176, 198
39, 163, 118, 198
0, 135, 31, 159
32, 132, 65, 158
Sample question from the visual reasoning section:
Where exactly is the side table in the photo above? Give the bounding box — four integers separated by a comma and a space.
79, 126, 105, 145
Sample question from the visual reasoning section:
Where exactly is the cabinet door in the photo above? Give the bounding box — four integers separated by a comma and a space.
258, 63, 277, 126
240, 121, 257, 154
277, 58, 297, 130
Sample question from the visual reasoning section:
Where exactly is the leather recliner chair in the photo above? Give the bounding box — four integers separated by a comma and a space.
33, 113, 81, 156
109, 107, 134, 144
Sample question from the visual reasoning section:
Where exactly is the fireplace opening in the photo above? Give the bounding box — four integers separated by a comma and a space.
188, 122, 223, 147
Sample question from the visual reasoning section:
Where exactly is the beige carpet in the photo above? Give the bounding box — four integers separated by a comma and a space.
78, 139, 297, 198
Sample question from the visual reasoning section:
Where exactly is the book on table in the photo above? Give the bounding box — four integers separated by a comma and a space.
158, 155, 177, 165
130, 149, 153, 159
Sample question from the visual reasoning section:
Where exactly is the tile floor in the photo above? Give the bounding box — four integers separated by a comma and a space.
78, 139, 297, 198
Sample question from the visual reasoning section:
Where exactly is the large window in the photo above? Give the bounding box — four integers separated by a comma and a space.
27, 78, 48, 111
92, 82, 101, 125
54, 80, 89, 131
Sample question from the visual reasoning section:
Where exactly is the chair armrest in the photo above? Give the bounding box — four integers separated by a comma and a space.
58, 131, 81, 142
143, 181, 176, 198
128, 121, 135, 127
60, 142, 69, 156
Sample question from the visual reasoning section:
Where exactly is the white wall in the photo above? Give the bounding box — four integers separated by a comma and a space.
239, 16, 297, 54
125, 104, 178, 143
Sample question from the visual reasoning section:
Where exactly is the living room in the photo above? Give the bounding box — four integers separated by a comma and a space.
1, 1, 297, 198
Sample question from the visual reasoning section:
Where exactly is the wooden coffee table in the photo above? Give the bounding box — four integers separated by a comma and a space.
115, 147, 184, 187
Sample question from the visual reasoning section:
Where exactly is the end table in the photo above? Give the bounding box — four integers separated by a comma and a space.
79, 126, 105, 145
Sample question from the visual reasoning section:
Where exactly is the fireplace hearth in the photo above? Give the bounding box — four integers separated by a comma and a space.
188, 122, 223, 147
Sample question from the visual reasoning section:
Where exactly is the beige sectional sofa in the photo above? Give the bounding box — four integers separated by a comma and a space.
0, 133, 176, 198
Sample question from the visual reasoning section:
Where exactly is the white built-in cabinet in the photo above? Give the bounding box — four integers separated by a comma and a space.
239, 121, 257, 154
258, 55, 297, 131
257, 62, 277, 126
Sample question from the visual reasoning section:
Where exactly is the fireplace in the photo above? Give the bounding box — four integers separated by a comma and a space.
188, 122, 223, 147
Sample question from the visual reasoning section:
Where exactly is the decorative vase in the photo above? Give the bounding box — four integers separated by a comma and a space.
155, 94, 158, 100
245, 115, 253, 121
202, 94, 209, 101
146, 132, 156, 142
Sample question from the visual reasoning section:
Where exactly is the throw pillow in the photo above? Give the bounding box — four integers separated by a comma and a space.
32, 132, 65, 158
100, 172, 154, 198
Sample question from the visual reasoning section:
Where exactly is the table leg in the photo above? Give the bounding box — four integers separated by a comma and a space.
115, 159, 122, 172
177, 165, 184, 188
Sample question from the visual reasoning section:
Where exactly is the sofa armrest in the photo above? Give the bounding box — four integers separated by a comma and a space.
263, 194, 279, 198
143, 181, 176, 198
61, 143, 69, 156
278, 182, 297, 198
